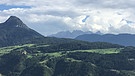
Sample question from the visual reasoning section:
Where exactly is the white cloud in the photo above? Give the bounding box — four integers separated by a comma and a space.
0, 0, 135, 35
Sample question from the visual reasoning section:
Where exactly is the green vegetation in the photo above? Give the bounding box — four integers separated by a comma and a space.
45, 52, 63, 57
0, 41, 135, 76
121, 70, 135, 76
0, 44, 35, 56
73, 48, 123, 54
0, 46, 13, 56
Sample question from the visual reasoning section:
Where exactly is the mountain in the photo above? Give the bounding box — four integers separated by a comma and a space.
75, 34, 135, 46
49, 30, 102, 38
0, 16, 29, 28
0, 16, 44, 47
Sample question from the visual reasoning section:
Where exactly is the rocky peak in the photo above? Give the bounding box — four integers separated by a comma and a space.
3, 16, 29, 29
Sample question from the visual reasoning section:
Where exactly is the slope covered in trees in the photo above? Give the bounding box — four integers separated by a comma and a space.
0, 42, 134, 76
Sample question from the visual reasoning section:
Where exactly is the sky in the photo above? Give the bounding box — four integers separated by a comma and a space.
0, 0, 135, 36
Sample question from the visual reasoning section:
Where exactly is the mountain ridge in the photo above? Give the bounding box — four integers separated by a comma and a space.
75, 33, 135, 46
49, 30, 102, 38
0, 16, 44, 47
0, 16, 29, 29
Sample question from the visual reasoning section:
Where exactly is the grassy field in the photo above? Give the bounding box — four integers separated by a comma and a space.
37, 48, 123, 59
0, 43, 123, 57
36, 48, 123, 65
0, 47, 13, 56
72, 48, 123, 54
0, 44, 35, 56
121, 70, 135, 76
45, 52, 63, 57
0, 45, 22, 56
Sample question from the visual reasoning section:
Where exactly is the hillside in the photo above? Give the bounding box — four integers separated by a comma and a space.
0, 42, 127, 76
0, 43, 135, 76
75, 34, 135, 46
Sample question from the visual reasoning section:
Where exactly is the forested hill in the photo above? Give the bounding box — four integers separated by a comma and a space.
0, 41, 125, 76
1, 42, 135, 76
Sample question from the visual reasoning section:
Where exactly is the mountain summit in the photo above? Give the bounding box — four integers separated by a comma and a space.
0, 16, 44, 47
1, 16, 29, 29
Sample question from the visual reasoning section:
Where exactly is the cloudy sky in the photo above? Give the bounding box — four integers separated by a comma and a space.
0, 0, 135, 35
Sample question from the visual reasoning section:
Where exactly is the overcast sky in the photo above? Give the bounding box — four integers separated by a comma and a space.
0, 0, 135, 35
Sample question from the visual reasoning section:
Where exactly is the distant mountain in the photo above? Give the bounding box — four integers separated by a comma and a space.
75, 34, 135, 46
49, 30, 102, 38
0, 16, 44, 47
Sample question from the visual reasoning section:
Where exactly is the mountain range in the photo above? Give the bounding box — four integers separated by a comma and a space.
49, 30, 102, 38
1, 16, 135, 47
49, 29, 135, 46
75, 34, 135, 46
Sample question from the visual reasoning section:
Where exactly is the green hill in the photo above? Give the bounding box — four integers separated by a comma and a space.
0, 42, 134, 76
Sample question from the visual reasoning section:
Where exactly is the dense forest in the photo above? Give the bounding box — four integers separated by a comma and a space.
0, 41, 135, 76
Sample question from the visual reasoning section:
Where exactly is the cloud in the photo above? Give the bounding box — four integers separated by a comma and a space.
72, 0, 135, 9
0, 0, 135, 35
22, 15, 71, 35
109, 25, 135, 34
